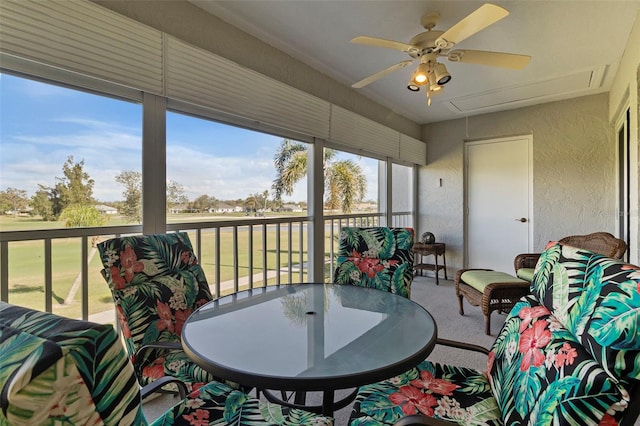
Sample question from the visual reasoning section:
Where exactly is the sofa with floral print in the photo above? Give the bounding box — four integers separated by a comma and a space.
350, 242, 640, 425
0, 302, 334, 426
97, 232, 218, 391
334, 227, 414, 298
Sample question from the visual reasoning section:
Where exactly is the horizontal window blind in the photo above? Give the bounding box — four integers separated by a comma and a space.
0, 0, 163, 94
400, 134, 427, 165
1, 0, 426, 165
330, 105, 400, 158
166, 37, 331, 140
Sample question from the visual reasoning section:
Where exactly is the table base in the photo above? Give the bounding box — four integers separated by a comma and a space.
261, 388, 359, 416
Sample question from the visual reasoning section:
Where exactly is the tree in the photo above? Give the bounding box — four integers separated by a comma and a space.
0, 187, 28, 217
245, 191, 269, 216
245, 193, 259, 215
30, 156, 95, 221
30, 186, 56, 221
56, 156, 94, 208
59, 204, 108, 229
192, 194, 217, 212
115, 170, 142, 223
167, 180, 188, 212
29, 157, 101, 304
272, 140, 307, 202
325, 159, 367, 212
272, 139, 367, 213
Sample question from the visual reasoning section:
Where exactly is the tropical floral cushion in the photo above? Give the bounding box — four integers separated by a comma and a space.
151, 381, 333, 426
349, 359, 501, 425
334, 227, 414, 298
487, 295, 628, 425
0, 302, 146, 426
97, 232, 216, 390
531, 242, 640, 382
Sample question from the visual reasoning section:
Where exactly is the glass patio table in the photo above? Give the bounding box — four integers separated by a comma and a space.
181, 283, 437, 416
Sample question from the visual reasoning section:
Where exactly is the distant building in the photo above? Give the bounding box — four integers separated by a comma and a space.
282, 203, 303, 212
355, 202, 377, 211
95, 204, 118, 215
208, 203, 243, 213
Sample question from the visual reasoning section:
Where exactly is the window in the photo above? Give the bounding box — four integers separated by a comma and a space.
166, 111, 311, 292
0, 73, 143, 229
166, 111, 308, 219
0, 73, 142, 317
391, 162, 414, 227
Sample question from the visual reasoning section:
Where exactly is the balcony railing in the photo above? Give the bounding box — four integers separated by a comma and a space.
0, 212, 412, 322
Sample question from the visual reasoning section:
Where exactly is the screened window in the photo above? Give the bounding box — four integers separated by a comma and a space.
166, 111, 309, 219
0, 73, 142, 230
392, 162, 414, 227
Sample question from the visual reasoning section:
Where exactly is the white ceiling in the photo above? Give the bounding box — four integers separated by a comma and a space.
190, 1, 640, 124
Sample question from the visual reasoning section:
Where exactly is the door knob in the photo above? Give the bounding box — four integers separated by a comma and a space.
516, 217, 527, 223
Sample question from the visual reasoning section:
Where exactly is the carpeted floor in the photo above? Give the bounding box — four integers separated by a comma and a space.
142, 274, 507, 425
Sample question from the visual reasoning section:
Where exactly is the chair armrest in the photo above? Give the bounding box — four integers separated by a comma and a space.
513, 253, 541, 272
140, 375, 187, 400
136, 341, 183, 358
394, 414, 457, 425
436, 338, 491, 355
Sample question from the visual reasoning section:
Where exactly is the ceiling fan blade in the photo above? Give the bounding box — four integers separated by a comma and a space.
351, 36, 417, 53
435, 3, 509, 49
351, 60, 414, 88
447, 49, 531, 69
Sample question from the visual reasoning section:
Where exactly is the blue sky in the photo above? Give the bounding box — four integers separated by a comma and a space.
0, 73, 378, 203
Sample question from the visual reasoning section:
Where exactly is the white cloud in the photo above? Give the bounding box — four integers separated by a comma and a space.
166, 144, 279, 200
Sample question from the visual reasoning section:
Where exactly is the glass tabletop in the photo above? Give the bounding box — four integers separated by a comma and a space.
182, 283, 437, 391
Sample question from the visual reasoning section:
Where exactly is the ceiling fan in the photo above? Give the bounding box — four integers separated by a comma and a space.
350, 3, 531, 105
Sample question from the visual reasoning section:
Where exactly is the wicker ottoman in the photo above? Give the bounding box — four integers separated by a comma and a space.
455, 269, 530, 335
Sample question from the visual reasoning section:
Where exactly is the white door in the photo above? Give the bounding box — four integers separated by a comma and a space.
466, 136, 532, 273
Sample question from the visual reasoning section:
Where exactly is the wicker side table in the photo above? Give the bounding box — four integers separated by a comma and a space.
413, 242, 447, 285
455, 269, 530, 335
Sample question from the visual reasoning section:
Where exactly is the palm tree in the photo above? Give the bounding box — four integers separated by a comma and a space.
272, 139, 367, 213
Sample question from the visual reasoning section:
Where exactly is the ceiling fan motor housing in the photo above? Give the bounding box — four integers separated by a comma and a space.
408, 31, 445, 56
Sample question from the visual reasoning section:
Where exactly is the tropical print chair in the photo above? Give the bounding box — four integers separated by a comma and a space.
151, 381, 333, 426
334, 227, 414, 298
0, 302, 334, 426
350, 242, 640, 425
97, 232, 218, 392
0, 301, 146, 425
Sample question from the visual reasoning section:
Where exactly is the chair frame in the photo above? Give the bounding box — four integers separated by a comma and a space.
514, 232, 627, 276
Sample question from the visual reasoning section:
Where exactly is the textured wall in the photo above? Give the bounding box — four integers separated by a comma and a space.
418, 93, 615, 274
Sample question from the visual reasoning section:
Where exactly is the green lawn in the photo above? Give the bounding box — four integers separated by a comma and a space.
2, 214, 339, 318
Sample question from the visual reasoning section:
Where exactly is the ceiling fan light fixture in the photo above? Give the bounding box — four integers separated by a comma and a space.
428, 72, 443, 92
407, 82, 420, 92
433, 63, 452, 85
412, 63, 430, 85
